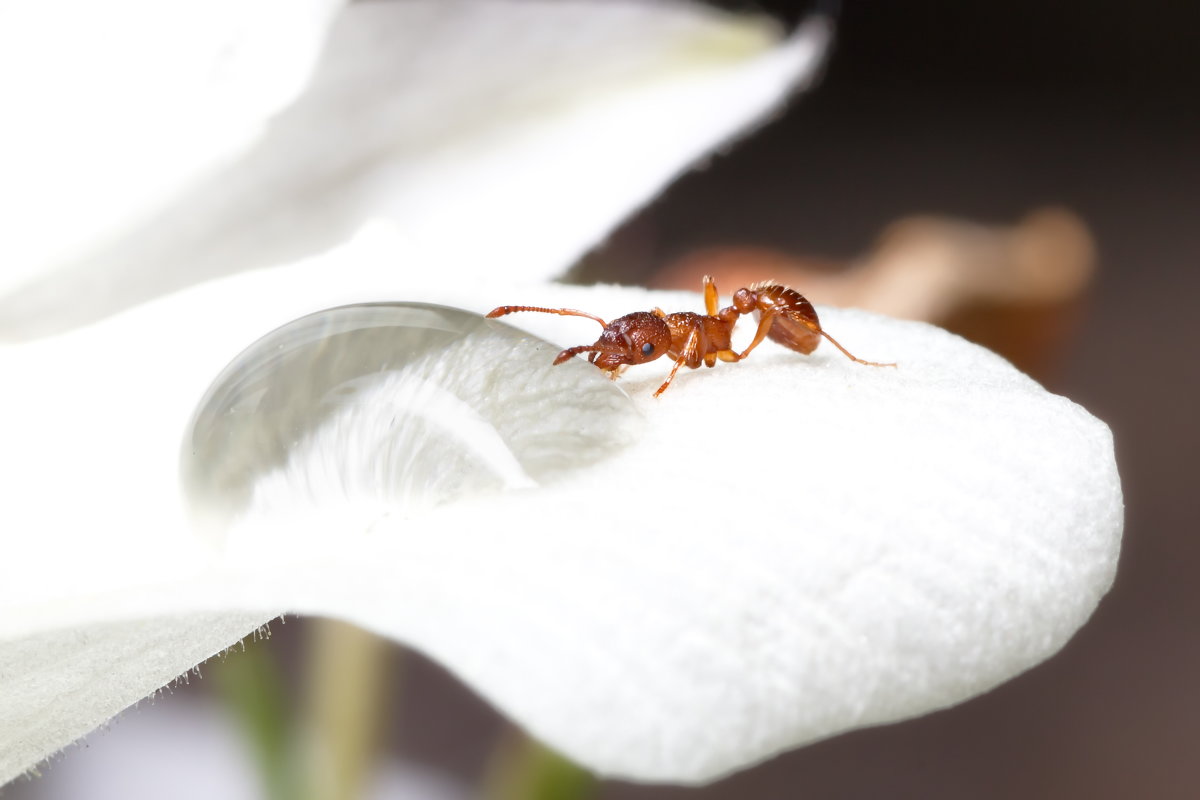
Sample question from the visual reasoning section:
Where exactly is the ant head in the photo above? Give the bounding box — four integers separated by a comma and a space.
591, 312, 672, 371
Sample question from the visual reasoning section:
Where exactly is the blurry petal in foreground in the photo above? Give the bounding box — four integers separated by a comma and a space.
0, 0, 344, 297
0, 1, 829, 339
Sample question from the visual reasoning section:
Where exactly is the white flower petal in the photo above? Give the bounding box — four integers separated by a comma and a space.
0, 0, 344, 294
1, 614, 273, 784
0, 250, 1122, 784
0, 0, 1118, 786
0, 1, 829, 339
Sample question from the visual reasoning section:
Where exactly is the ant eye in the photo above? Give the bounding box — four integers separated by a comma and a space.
641, 342, 655, 356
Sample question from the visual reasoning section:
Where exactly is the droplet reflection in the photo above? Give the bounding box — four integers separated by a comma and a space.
182, 303, 638, 542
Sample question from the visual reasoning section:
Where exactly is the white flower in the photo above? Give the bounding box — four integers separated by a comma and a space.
0, 0, 1121, 788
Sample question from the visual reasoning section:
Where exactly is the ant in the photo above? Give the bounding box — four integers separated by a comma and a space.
487, 276, 895, 397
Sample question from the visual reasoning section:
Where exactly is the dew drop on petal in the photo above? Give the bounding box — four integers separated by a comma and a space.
181, 303, 638, 543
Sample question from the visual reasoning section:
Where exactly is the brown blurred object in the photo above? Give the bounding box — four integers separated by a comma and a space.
650, 207, 1096, 382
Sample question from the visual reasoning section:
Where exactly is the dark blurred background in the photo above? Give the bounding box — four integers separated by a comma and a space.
420, 1, 1200, 796
16, 2, 1198, 798
553, 1, 1200, 796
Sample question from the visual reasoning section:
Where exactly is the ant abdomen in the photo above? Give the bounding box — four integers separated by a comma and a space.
749, 283, 821, 355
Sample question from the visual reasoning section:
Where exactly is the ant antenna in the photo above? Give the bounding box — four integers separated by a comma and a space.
486, 306, 607, 327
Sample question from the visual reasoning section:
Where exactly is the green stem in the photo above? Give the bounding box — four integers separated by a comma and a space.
298, 618, 394, 800
212, 620, 395, 800
481, 729, 597, 800
210, 631, 297, 800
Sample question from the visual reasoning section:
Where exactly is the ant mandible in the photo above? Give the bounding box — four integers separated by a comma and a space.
486, 276, 895, 397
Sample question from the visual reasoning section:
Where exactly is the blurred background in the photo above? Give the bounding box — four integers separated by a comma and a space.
12, 1, 1198, 798
590, 1, 1200, 795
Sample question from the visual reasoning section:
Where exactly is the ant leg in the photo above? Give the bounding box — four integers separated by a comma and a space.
735, 310, 777, 360
703, 275, 720, 316
784, 311, 896, 367
703, 349, 746, 367
486, 306, 607, 327
816, 329, 897, 368
654, 329, 700, 397
654, 354, 690, 397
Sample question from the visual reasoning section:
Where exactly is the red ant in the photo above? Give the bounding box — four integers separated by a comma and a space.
487, 277, 895, 397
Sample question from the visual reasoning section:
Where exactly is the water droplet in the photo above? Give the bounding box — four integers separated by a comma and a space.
182, 303, 638, 542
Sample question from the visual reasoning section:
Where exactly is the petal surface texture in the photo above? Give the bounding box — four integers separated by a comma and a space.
0, 268, 1122, 784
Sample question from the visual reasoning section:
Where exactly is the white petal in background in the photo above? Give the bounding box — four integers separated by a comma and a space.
0, 0, 829, 339
0, 0, 343, 297
0, 0, 1122, 791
